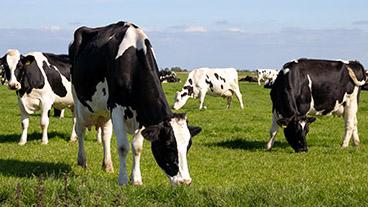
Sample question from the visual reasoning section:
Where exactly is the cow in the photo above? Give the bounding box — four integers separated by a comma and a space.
266, 58, 366, 152
173, 68, 244, 110
256, 69, 279, 85
239, 75, 257, 83
69, 21, 202, 185
159, 70, 180, 83
0, 49, 77, 145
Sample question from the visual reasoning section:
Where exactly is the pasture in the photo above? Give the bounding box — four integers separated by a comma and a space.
0, 71, 368, 206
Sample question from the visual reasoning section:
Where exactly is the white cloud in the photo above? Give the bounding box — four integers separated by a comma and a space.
225, 28, 242, 33
184, 26, 207, 33
41, 26, 62, 32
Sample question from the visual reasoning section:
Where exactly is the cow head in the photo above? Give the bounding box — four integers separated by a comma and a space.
278, 116, 316, 152
173, 85, 194, 110
141, 113, 201, 185
0, 49, 35, 90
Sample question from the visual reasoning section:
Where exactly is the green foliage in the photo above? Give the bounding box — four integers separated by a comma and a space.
0, 72, 368, 206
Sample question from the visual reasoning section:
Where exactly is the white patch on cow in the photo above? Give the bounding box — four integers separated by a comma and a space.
115, 25, 148, 59
169, 117, 192, 185
6, 49, 21, 89
293, 59, 299, 63
307, 75, 324, 115
283, 68, 289, 74
337, 59, 350, 64
85, 79, 109, 116
299, 121, 307, 130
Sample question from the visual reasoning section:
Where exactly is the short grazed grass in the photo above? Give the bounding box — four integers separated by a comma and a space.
0, 71, 368, 206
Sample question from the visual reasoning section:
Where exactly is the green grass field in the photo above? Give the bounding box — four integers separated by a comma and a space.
1, 71, 368, 206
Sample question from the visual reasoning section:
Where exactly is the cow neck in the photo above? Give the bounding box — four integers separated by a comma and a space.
131, 70, 173, 127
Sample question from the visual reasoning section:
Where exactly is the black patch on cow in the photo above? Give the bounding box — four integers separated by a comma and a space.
205, 79, 213, 88
102, 88, 106, 96
206, 75, 209, 79
43, 53, 71, 81
42, 61, 68, 97
188, 78, 193, 85
16, 59, 45, 97
220, 76, 226, 82
124, 107, 134, 120
181, 92, 188, 97
214, 73, 219, 80
221, 85, 223, 89
183, 85, 194, 96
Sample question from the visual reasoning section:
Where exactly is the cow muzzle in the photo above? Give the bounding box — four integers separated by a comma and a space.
8, 82, 21, 90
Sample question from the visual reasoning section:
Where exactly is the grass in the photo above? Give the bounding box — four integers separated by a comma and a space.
0, 71, 368, 206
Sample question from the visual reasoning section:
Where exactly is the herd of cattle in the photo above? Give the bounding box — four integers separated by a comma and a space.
0, 21, 367, 186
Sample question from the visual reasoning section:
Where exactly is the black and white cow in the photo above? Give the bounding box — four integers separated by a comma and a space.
0, 49, 77, 145
69, 21, 201, 185
159, 70, 180, 83
173, 68, 244, 110
266, 59, 366, 152
256, 69, 279, 85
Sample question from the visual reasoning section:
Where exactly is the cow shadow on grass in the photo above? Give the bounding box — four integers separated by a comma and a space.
0, 159, 71, 178
205, 138, 289, 151
0, 131, 69, 143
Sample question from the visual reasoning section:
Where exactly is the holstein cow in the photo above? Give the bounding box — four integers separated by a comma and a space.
266, 58, 366, 152
0, 49, 77, 145
159, 70, 180, 83
256, 69, 279, 85
173, 68, 244, 110
69, 21, 201, 185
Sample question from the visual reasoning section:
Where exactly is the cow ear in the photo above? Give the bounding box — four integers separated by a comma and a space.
277, 118, 290, 128
307, 117, 316, 124
141, 125, 162, 142
20, 55, 35, 67
188, 125, 201, 137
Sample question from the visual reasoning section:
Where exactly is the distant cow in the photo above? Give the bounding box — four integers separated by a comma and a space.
173, 68, 244, 110
256, 69, 279, 85
69, 21, 201, 185
266, 59, 366, 152
0, 49, 76, 145
159, 70, 180, 83
239, 75, 257, 82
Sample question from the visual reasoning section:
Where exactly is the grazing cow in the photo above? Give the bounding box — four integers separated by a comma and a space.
256, 69, 279, 85
173, 68, 244, 110
69, 21, 201, 185
239, 75, 257, 83
0, 49, 77, 145
266, 59, 366, 152
159, 70, 180, 83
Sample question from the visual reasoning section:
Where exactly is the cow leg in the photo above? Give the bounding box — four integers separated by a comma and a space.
112, 106, 130, 185
96, 126, 102, 143
70, 106, 77, 142
352, 116, 360, 146
59, 109, 65, 119
40, 104, 52, 145
19, 112, 29, 145
199, 90, 207, 109
266, 113, 279, 150
257, 76, 261, 85
226, 96, 232, 109
101, 119, 113, 172
341, 89, 359, 148
75, 120, 87, 168
233, 88, 244, 109
131, 129, 144, 186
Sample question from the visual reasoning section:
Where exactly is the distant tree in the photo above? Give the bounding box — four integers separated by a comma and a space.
160, 66, 187, 72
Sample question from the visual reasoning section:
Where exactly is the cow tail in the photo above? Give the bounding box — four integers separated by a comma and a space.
347, 67, 366, 86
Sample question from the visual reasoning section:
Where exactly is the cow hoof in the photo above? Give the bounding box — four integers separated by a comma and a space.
340, 144, 349, 149
353, 140, 360, 146
103, 163, 114, 173
132, 180, 143, 186
18, 141, 26, 146
77, 160, 88, 168
41, 141, 48, 145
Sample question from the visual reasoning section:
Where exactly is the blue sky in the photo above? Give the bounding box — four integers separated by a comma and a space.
1, 0, 368, 70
